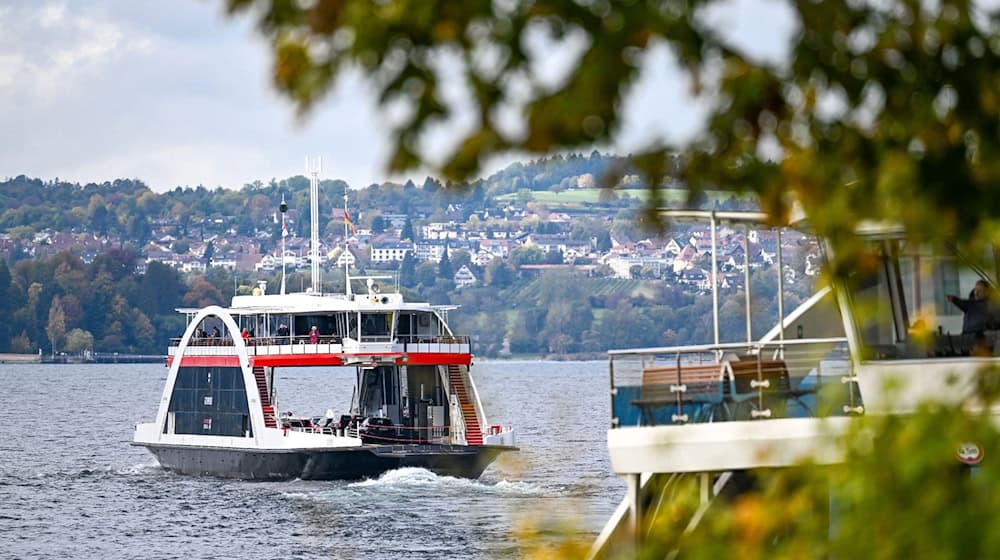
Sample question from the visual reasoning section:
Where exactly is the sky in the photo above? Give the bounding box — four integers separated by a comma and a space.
0, 1, 794, 192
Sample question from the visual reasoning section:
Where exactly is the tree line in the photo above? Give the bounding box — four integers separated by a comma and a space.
0, 243, 811, 357
0, 152, 653, 252
0, 250, 210, 355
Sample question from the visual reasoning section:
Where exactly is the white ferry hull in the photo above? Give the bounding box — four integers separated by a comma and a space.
134, 441, 515, 480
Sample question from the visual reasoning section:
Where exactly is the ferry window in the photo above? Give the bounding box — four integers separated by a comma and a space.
850, 249, 898, 356
167, 366, 251, 437
896, 245, 963, 334
849, 240, 996, 359
397, 313, 414, 337
430, 313, 447, 336
361, 313, 391, 337
414, 312, 434, 335
294, 315, 337, 337
348, 313, 358, 339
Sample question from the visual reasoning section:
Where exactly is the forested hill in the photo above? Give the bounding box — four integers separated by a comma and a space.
0, 151, 777, 358
0, 152, 654, 238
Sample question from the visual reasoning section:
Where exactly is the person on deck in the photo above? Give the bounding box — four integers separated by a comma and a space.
309, 326, 319, 344
947, 280, 1000, 335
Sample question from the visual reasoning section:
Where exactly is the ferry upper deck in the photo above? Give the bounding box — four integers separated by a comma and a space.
167, 290, 471, 368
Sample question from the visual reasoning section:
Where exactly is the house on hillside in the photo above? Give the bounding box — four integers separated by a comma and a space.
422, 222, 462, 240
478, 238, 512, 259
179, 256, 207, 274
335, 248, 358, 268
454, 265, 478, 289
210, 253, 238, 270
370, 240, 412, 263
672, 245, 700, 274
564, 240, 592, 259
413, 240, 472, 262
472, 250, 497, 267
256, 254, 277, 272
664, 238, 683, 255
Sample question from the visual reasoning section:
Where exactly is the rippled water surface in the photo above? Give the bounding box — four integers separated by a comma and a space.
0, 361, 622, 559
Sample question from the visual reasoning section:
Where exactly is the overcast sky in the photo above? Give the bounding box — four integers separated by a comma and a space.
0, 1, 793, 192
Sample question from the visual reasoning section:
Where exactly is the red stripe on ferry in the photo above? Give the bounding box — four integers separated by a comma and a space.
168, 356, 242, 367
249, 352, 472, 367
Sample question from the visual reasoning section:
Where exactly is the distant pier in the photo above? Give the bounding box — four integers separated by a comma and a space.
0, 353, 166, 365
0, 353, 42, 364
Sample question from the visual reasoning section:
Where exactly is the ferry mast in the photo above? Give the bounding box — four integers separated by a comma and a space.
307, 156, 322, 293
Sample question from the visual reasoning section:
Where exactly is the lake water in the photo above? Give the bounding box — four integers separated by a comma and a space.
0, 361, 623, 559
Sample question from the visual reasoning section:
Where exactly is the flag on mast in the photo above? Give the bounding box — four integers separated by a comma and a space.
344, 210, 357, 234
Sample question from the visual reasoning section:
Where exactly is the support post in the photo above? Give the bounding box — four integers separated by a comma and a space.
776, 228, 785, 356
710, 213, 720, 347
609, 356, 617, 429
626, 473, 643, 547
744, 224, 752, 346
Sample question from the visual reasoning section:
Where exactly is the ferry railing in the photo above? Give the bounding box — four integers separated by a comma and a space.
169, 334, 472, 356
399, 335, 471, 354
249, 335, 347, 356
170, 335, 343, 347
359, 334, 393, 343
608, 337, 860, 429
282, 421, 452, 443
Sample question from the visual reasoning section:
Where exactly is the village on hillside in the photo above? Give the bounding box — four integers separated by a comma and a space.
0, 200, 821, 295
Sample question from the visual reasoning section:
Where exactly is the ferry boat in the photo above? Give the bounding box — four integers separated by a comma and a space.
132, 169, 515, 480
590, 210, 999, 557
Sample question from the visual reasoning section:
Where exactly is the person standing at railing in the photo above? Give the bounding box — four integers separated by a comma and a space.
947, 280, 1000, 356
309, 325, 319, 344
947, 280, 1000, 335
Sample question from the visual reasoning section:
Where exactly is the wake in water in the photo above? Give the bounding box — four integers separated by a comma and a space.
114, 460, 164, 476
278, 467, 550, 502
348, 467, 548, 496
26, 459, 163, 481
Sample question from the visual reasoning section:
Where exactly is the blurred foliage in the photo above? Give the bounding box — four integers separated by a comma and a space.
225, 0, 1000, 272
524, 367, 1000, 558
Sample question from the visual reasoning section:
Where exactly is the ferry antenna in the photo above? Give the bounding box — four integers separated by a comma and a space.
279, 188, 288, 295
344, 183, 352, 297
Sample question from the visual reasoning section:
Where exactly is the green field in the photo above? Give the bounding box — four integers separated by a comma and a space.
502, 276, 657, 302
494, 188, 746, 207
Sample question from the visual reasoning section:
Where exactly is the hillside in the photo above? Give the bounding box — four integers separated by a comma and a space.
0, 152, 794, 358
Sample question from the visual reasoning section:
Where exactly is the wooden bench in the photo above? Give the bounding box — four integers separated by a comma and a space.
724, 359, 814, 418
631, 363, 726, 425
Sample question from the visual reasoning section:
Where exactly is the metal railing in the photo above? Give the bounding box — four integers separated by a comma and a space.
169, 334, 470, 347
168, 334, 472, 357
397, 334, 470, 345
609, 337, 862, 428
282, 420, 452, 443
400, 335, 471, 354
170, 334, 343, 347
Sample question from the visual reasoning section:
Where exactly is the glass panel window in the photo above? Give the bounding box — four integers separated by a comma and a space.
360, 313, 391, 338
848, 240, 998, 360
